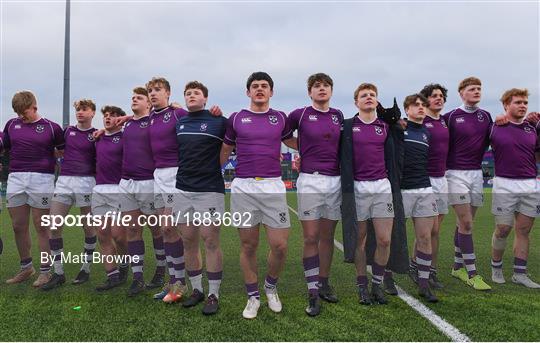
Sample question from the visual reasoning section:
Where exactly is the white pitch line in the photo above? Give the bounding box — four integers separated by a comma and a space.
287, 205, 470, 342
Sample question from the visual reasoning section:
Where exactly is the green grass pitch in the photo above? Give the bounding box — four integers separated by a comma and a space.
0, 192, 539, 341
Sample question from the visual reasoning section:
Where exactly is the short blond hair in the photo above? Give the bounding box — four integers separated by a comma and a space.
458, 77, 481, 92
146, 77, 171, 92
12, 90, 37, 115
133, 86, 149, 97
73, 98, 96, 111
500, 88, 529, 106
354, 83, 378, 101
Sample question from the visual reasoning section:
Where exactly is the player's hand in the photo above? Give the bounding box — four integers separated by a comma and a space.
494, 114, 509, 126
170, 102, 183, 109
209, 105, 223, 117
93, 128, 105, 140
526, 111, 539, 125
113, 115, 132, 127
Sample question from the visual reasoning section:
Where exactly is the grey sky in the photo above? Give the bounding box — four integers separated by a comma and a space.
1, 1, 539, 128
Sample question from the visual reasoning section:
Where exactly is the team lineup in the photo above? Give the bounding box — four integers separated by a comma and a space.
1, 72, 539, 319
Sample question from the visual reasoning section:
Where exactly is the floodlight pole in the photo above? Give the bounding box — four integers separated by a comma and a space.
62, 0, 70, 128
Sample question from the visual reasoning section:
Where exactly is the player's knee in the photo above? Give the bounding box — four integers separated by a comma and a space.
495, 225, 512, 239
271, 241, 288, 257
459, 220, 473, 232
376, 236, 391, 249
515, 224, 532, 237
241, 241, 258, 255
303, 234, 318, 248
203, 237, 220, 252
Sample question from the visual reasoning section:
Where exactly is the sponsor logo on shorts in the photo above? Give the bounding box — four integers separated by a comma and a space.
84, 195, 91, 203
241, 117, 252, 124
209, 207, 216, 215
497, 207, 503, 212
386, 203, 393, 213
279, 212, 287, 223
149, 202, 155, 211
460, 195, 466, 200
432, 203, 437, 213
36, 124, 45, 133
200, 123, 208, 132
536, 205, 540, 214
167, 194, 173, 204
269, 115, 278, 125
42, 197, 49, 206
332, 114, 339, 125
303, 210, 311, 216
375, 126, 383, 135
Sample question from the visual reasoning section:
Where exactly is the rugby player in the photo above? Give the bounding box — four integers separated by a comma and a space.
445, 77, 491, 290
145, 77, 188, 302
42, 99, 98, 290
350, 83, 394, 305
400, 94, 439, 302
118, 87, 164, 296
4, 91, 64, 287
93, 105, 128, 291
173, 81, 227, 314
489, 89, 540, 288
287, 73, 343, 316
407, 83, 450, 290
220, 72, 296, 319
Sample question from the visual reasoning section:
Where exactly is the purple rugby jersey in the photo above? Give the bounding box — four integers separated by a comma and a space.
95, 131, 123, 185
121, 115, 154, 180
223, 108, 293, 178
423, 115, 449, 178
443, 106, 492, 170
288, 106, 343, 176
149, 106, 188, 168
490, 122, 538, 179
351, 116, 388, 181
60, 126, 97, 177
0, 132, 4, 151
3, 117, 64, 174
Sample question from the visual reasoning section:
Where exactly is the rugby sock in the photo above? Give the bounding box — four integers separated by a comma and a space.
453, 226, 464, 270
152, 236, 166, 275
49, 238, 64, 275
384, 269, 393, 279
128, 240, 145, 282
20, 257, 32, 270
513, 257, 527, 274
81, 235, 97, 273
371, 262, 385, 285
245, 282, 260, 299
40, 264, 50, 274
303, 254, 319, 296
164, 242, 177, 284
430, 266, 438, 275
356, 275, 368, 288
264, 275, 278, 291
458, 232, 477, 278
106, 268, 120, 281
491, 258, 503, 270
188, 269, 203, 293
410, 259, 418, 270
207, 271, 222, 298
172, 239, 186, 284
416, 250, 432, 288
